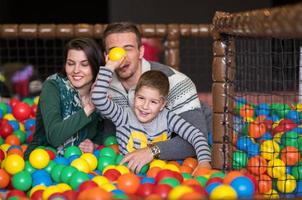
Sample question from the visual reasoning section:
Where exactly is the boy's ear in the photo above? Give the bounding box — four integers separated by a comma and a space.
160, 100, 167, 111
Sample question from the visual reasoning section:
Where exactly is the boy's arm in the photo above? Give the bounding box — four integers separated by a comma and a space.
167, 111, 211, 163
91, 67, 125, 126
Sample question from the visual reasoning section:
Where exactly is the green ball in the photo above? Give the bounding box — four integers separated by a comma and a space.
99, 147, 116, 158
159, 177, 180, 187
13, 130, 26, 144
115, 154, 124, 165
139, 164, 149, 175
24, 161, 36, 174
292, 164, 302, 180
97, 155, 115, 172
232, 150, 247, 170
22, 98, 34, 106
12, 171, 32, 191
113, 194, 128, 200
0, 102, 8, 114
45, 160, 56, 173
195, 176, 208, 187
270, 103, 290, 118
69, 171, 90, 190
104, 136, 118, 146
0, 137, 4, 145
51, 164, 65, 183
281, 131, 299, 147
60, 166, 77, 183
64, 146, 82, 158
210, 171, 226, 179
182, 172, 192, 180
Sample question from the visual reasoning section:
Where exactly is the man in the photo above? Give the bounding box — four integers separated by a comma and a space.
101, 22, 212, 171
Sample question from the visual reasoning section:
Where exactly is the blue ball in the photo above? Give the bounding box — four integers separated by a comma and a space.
24, 118, 36, 130
236, 136, 253, 151
8, 120, 19, 131
206, 182, 221, 194
53, 156, 70, 165
247, 143, 260, 157
141, 177, 155, 184
255, 103, 270, 116
286, 110, 300, 124
230, 176, 255, 199
112, 189, 125, 195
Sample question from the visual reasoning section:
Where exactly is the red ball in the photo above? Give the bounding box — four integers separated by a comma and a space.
31, 104, 38, 118
103, 169, 121, 181
78, 180, 98, 192
6, 189, 27, 199
205, 177, 224, 187
12, 102, 31, 121
46, 149, 56, 160
9, 98, 20, 108
62, 190, 78, 200
153, 184, 172, 199
155, 169, 183, 183
0, 123, 13, 138
135, 183, 155, 197
30, 190, 44, 200
0, 149, 5, 161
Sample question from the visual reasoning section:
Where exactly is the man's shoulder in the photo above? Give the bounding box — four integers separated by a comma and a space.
149, 62, 189, 80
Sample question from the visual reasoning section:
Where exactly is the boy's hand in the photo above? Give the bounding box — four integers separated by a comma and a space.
120, 147, 154, 174
105, 55, 125, 72
79, 139, 94, 153
192, 161, 212, 176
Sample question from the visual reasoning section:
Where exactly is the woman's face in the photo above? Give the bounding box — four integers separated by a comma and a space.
65, 49, 94, 90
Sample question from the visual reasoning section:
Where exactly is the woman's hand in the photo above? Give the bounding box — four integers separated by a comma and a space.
81, 95, 95, 116
79, 139, 94, 153
192, 160, 212, 176
120, 147, 154, 174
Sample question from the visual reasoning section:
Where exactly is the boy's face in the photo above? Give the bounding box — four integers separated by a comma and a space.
134, 86, 166, 124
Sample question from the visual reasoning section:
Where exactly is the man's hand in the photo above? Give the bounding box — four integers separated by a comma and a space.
120, 147, 154, 174
79, 139, 94, 153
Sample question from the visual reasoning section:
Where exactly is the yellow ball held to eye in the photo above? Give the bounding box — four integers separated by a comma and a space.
108, 47, 126, 61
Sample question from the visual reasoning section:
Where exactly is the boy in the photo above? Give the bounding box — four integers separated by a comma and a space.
92, 58, 211, 173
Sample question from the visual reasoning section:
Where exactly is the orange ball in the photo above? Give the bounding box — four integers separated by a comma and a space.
223, 171, 243, 184
247, 156, 267, 175
168, 161, 181, 168
117, 173, 140, 194
7, 148, 24, 157
280, 146, 300, 166
256, 174, 272, 194
5, 135, 20, 146
182, 179, 200, 186
248, 122, 266, 139
77, 186, 112, 200
240, 104, 254, 118
144, 194, 163, 200
109, 144, 119, 154
179, 165, 193, 174
180, 191, 204, 200
147, 167, 161, 178
183, 157, 198, 169
192, 167, 212, 177
0, 169, 10, 188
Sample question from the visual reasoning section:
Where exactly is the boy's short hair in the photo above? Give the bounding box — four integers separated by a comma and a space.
103, 22, 142, 49
135, 70, 169, 98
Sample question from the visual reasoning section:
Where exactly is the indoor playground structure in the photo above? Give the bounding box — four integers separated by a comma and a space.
1, 2, 302, 200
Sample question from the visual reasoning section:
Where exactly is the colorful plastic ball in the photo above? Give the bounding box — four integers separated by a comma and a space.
0, 168, 10, 188
247, 155, 267, 175
183, 157, 198, 169
80, 153, 98, 171
247, 143, 260, 157
6, 189, 27, 199
92, 175, 109, 187
256, 174, 272, 194
29, 185, 47, 198
29, 148, 50, 169
69, 171, 90, 190
255, 103, 270, 116
249, 121, 266, 139
13, 130, 26, 144
97, 155, 115, 172
3, 154, 25, 175
64, 146, 82, 158
168, 185, 193, 199
0, 122, 13, 138
239, 104, 254, 118
99, 147, 116, 158
53, 156, 69, 165
77, 186, 112, 200
153, 184, 172, 199
32, 171, 52, 187
276, 174, 296, 193
210, 184, 237, 200
104, 136, 118, 146
267, 158, 286, 178
115, 165, 130, 175
280, 146, 300, 166
8, 120, 20, 131
230, 176, 255, 198
159, 177, 180, 187
117, 173, 140, 194
5, 134, 21, 146
232, 150, 247, 170
78, 180, 98, 192
149, 159, 166, 169
103, 168, 121, 181
236, 136, 253, 151
50, 164, 65, 183
70, 157, 89, 173
108, 47, 126, 61
59, 165, 77, 183
12, 102, 31, 121
42, 185, 62, 200
260, 140, 280, 160
12, 171, 32, 191
24, 118, 35, 130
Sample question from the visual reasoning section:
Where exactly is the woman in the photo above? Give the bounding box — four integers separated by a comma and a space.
24, 38, 107, 158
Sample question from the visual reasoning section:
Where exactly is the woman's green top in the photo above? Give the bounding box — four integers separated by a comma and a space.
24, 74, 106, 158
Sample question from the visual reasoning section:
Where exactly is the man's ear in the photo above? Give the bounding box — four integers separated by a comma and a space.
139, 45, 145, 59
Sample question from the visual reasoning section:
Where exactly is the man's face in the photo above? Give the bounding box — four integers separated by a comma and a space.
105, 32, 144, 81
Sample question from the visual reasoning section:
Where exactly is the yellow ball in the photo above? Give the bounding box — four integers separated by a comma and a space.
70, 158, 90, 173
101, 182, 116, 192
267, 159, 286, 178
163, 163, 180, 173
42, 186, 62, 200
108, 47, 126, 61
276, 174, 296, 193
263, 189, 279, 199
56, 183, 72, 192
3, 113, 15, 120
92, 176, 109, 187
260, 140, 280, 160
34, 96, 40, 105
0, 144, 11, 152
115, 165, 130, 175
30, 185, 47, 197
210, 184, 237, 200
150, 159, 166, 169
4, 154, 25, 175
29, 148, 50, 169
80, 153, 98, 171
168, 185, 193, 199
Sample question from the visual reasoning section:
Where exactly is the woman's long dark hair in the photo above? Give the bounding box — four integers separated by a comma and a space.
61, 38, 104, 81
